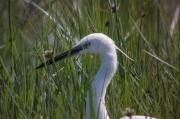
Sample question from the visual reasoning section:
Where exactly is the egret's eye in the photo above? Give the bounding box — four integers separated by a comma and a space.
83, 42, 91, 49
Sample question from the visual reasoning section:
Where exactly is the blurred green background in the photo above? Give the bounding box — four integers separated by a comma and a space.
0, 0, 180, 118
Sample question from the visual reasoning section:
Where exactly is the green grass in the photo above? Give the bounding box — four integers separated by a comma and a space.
0, 0, 180, 119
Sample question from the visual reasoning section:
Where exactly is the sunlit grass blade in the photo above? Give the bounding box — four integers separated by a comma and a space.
143, 50, 180, 73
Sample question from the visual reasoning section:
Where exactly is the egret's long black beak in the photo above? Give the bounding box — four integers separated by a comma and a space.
36, 45, 83, 69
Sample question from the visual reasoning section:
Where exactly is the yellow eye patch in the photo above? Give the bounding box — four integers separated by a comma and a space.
83, 42, 91, 49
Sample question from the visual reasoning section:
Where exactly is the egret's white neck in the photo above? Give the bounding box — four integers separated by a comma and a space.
86, 48, 118, 119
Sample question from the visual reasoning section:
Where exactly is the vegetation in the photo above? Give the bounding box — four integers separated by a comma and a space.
0, 0, 180, 118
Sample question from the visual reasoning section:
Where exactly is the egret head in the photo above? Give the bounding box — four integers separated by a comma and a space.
76, 33, 116, 55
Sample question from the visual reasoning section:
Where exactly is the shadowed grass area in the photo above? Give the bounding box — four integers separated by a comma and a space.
0, 0, 180, 119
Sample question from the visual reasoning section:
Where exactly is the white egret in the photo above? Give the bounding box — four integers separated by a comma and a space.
37, 33, 156, 119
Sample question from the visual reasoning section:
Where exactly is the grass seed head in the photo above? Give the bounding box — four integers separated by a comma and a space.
44, 50, 53, 58
123, 108, 134, 118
